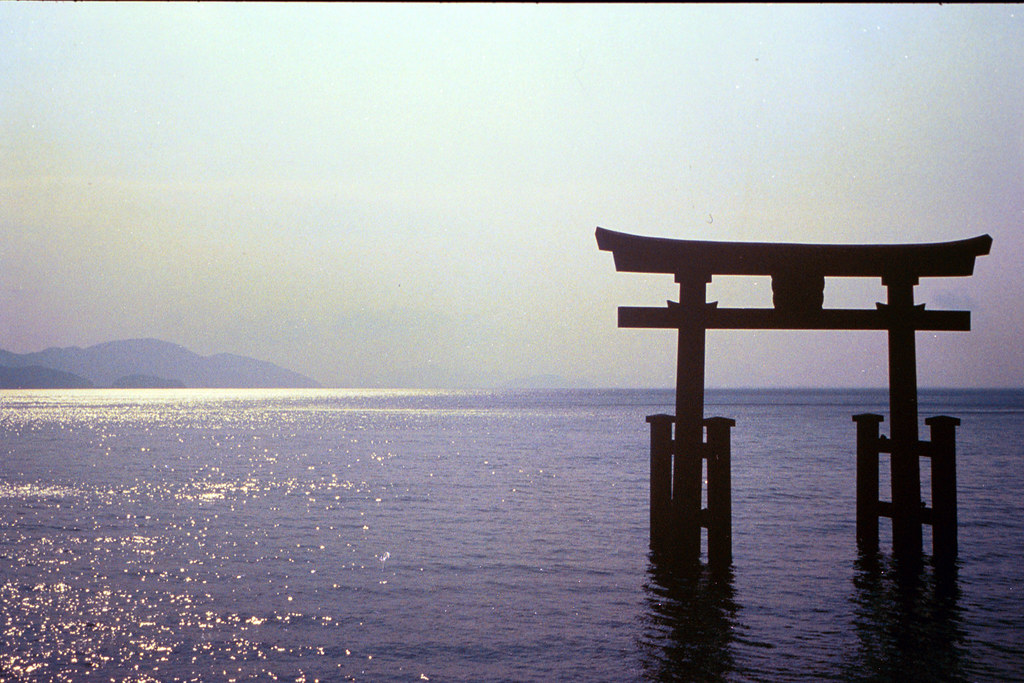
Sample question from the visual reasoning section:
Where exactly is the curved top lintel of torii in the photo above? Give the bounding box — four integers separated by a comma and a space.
595, 227, 992, 281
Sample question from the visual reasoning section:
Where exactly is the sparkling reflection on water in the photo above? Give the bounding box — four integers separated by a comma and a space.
1, 388, 1023, 681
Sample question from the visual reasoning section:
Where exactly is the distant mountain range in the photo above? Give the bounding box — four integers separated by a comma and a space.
0, 339, 320, 389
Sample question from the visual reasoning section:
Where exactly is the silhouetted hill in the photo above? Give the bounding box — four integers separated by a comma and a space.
0, 339, 320, 388
0, 364, 94, 389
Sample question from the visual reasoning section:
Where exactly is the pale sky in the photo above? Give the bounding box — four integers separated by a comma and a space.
2, 3, 1022, 388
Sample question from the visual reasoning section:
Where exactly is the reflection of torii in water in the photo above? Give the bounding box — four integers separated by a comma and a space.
596, 226, 992, 570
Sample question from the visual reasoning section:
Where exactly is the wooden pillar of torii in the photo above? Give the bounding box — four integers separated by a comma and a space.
597, 227, 991, 569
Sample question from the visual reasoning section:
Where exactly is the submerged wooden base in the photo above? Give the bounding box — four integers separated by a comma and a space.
648, 415, 735, 572
854, 413, 959, 564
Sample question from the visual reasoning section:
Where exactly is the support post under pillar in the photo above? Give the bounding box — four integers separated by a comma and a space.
705, 417, 736, 572
853, 413, 883, 555
647, 414, 674, 554
926, 415, 960, 564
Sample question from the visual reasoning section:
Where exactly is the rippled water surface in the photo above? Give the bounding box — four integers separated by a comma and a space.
2, 388, 1022, 681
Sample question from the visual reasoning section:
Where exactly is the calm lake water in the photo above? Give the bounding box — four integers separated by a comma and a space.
1, 388, 1023, 681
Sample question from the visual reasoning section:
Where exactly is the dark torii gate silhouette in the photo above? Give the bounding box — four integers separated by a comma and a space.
596, 226, 992, 570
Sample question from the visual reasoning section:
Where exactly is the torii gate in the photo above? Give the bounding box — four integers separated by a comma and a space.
596, 226, 992, 570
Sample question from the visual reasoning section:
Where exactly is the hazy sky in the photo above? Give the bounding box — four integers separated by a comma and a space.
2, 4, 1022, 388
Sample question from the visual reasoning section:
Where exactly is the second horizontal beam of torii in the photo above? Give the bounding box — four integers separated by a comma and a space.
618, 303, 970, 332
